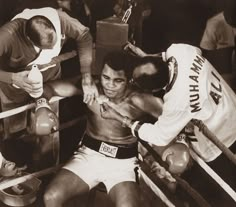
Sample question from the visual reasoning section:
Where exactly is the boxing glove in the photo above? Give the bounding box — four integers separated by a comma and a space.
162, 136, 190, 175
34, 97, 59, 136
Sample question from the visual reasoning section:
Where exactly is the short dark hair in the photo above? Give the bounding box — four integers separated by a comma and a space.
25, 15, 56, 47
103, 51, 139, 80
134, 56, 169, 91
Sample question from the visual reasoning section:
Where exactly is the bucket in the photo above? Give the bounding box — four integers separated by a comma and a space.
0, 173, 41, 206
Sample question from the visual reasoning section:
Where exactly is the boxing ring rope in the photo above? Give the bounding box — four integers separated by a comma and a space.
190, 150, 236, 202
0, 50, 235, 205
0, 164, 63, 191
0, 97, 235, 206
0, 96, 64, 120
192, 119, 236, 165
139, 169, 175, 207
0, 100, 218, 206
139, 140, 211, 207
0, 114, 86, 190
123, 43, 236, 203
0, 49, 78, 120
0, 103, 176, 206
0, 164, 176, 207
141, 134, 236, 205
31, 50, 77, 72
0, 167, 176, 207
0, 100, 190, 206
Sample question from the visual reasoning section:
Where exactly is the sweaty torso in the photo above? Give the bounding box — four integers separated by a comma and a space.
86, 91, 147, 145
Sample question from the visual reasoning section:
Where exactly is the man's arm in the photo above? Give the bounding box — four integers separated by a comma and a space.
101, 101, 191, 175
0, 24, 41, 93
123, 42, 162, 58
0, 65, 40, 94
30, 76, 83, 136
101, 100, 192, 146
130, 93, 163, 119
58, 10, 98, 104
58, 10, 93, 74
0, 71, 14, 84
0, 26, 17, 84
131, 107, 192, 146
42, 76, 83, 100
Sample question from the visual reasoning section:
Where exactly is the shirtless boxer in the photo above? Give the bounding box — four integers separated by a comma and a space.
42, 51, 166, 207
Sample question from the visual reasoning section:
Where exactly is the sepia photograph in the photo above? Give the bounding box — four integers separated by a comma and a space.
0, 0, 235, 206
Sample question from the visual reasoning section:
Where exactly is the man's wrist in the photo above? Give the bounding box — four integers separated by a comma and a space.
10, 73, 15, 84
8, 72, 15, 85
0, 71, 15, 84
121, 116, 134, 128
35, 97, 50, 111
120, 116, 144, 138
131, 121, 144, 139
81, 72, 93, 86
11, 73, 20, 88
81, 72, 92, 79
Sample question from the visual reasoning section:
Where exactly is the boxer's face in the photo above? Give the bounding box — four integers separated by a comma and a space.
101, 64, 128, 99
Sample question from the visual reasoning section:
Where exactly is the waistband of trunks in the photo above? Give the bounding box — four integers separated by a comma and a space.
82, 134, 138, 159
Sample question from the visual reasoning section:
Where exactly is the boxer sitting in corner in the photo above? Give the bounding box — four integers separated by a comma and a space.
40, 51, 190, 207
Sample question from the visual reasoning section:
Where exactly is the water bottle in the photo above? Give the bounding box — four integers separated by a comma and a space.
28, 64, 43, 98
122, 5, 132, 23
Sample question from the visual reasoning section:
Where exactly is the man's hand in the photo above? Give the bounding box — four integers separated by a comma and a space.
123, 42, 147, 57
12, 71, 42, 95
81, 73, 98, 105
150, 161, 176, 183
100, 102, 121, 121
123, 42, 162, 58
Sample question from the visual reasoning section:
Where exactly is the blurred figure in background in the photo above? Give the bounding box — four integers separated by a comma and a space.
57, 0, 91, 27
200, 0, 236, 50
200, 0, 236, 89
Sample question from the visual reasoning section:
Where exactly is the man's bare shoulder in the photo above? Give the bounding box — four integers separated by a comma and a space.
129, 90, 163, 108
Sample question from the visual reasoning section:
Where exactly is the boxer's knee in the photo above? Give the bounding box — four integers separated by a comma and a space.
44, 185, 65, 207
